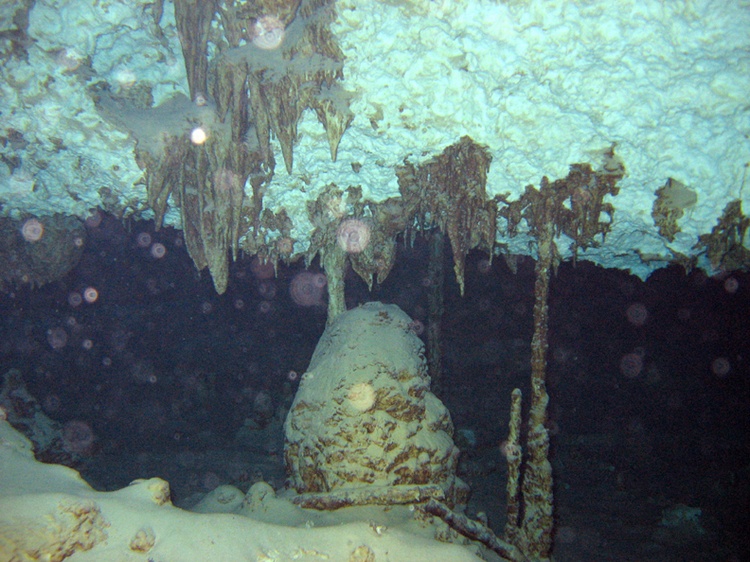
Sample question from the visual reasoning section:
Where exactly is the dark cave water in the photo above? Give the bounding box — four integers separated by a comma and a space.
1, 213, 748, 561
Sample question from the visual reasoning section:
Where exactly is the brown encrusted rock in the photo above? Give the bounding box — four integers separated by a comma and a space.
349, 544, 376, 562
284, 302, 466, 507
0, 499, 108, 561
129, 526, 156, 553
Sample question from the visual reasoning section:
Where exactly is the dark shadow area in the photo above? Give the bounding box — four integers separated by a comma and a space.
1, 213, 747, 561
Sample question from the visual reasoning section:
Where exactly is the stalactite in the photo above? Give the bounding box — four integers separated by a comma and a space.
396, 137, 495, 295
320, 246, 346, 325
695, 199, 750, 270
312, 84, 353, 162
174, 0, 216, 100
124, 0, 353, 293
140, 134, 188, 229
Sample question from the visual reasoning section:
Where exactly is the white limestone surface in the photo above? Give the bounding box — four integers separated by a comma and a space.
0, 420, 483, 561
1, 0, 749, 278
0, 0, 186, 223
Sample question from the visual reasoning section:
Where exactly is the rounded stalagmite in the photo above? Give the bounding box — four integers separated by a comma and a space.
284, 302, 467, 509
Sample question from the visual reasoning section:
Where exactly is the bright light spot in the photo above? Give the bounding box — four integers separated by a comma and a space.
191, 127, 208, 144
114, 68, 137, 89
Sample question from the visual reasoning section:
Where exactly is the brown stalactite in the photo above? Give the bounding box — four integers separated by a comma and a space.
312, 86, 354, 162
396, 137, 495, 295
141, 136, 188, 229
174, 0, 217, 101
156, 0, 351, 293
263, 76, 301, 174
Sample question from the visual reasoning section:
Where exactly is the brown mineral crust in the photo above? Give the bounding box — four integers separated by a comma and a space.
407, 384, 427, 399
379, 391, 424, 422
349, 544, 375, 562
291, 484, 446, 510
1, 499, 109, 562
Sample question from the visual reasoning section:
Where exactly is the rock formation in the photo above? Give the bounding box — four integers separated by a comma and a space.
284, 302, 468, 509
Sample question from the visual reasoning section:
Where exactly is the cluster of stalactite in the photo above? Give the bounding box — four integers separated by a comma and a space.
396, 136, 496, 295
695, 199, 750, 271
412, 153, 626, 561
299, 137, 496, 322
304, 184, 407, 322
138, 0, 351, 293
501, 146, 624, 261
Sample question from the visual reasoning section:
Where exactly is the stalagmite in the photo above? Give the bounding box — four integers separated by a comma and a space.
498, 153, 625, 560
503, 388, 523, 543
519, 218, 555, 559
284, 303, 468, 508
